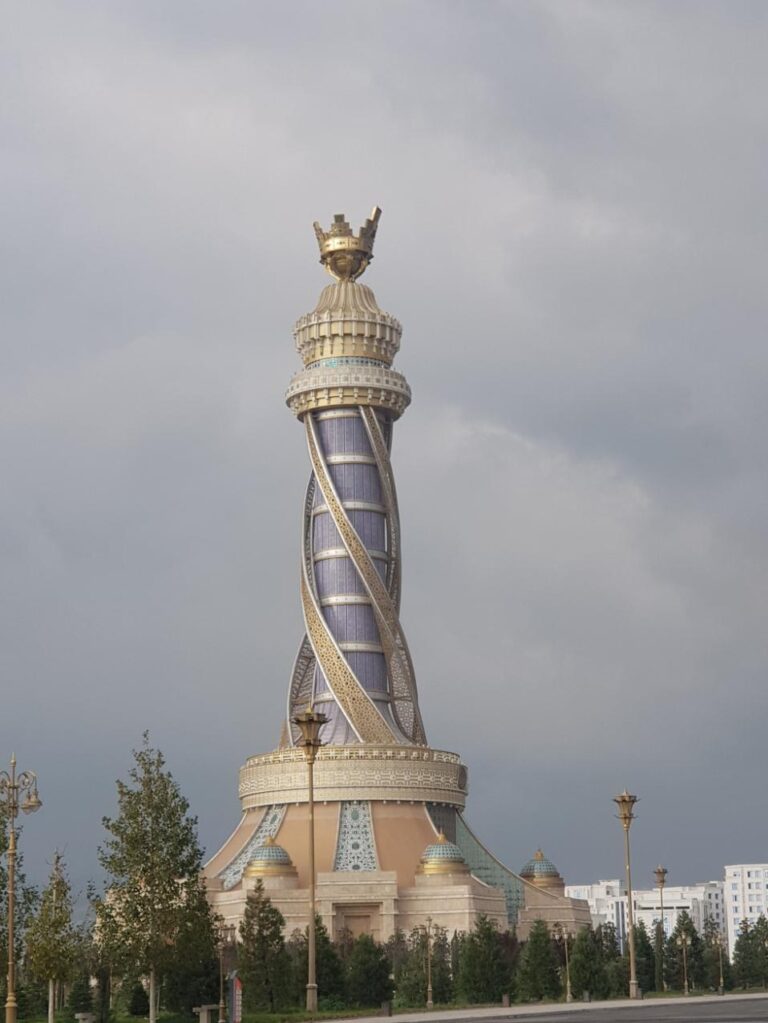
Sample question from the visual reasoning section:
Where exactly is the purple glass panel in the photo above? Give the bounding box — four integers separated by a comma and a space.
310, 410, 390, 709
322, 605, 380, 643
314, 558, 368, 595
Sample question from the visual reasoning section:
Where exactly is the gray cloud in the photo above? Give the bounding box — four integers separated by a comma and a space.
2, 0, 767, 896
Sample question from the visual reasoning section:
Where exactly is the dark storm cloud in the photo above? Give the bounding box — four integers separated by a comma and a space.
2, 0, 767, 894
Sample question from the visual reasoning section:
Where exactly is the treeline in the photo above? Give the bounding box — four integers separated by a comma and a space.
234, 892, 744, 1011
236, 886, 518, 1010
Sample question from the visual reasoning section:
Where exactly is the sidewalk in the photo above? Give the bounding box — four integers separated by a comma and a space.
337, 991, 768, 1023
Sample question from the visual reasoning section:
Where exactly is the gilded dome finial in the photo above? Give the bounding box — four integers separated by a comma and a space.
313, 206, 382, 281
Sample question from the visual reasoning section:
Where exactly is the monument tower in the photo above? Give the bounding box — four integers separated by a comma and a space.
205, 209, 589, 940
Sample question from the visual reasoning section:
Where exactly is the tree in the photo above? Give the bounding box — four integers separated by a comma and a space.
596, 922, 626, 998
653, 919, 665, 993
394, 924, 453, 1007
431, 925, 455, 1004
286, 916, 345, 1007
702, 916, 732, 992
394, 928, 429, 1008
515, 920, 561, 1002
450, 931, 464, 990
569, 926, 609, 1000
238, 882, 291, 1012
664, 911, 704, 992
95, 734, 213, 1023
345, 934, 393, 1007
25, 853, 77, 1023
731, 916, 768, 990
456, 915, 512, 1004
753, 915, 768, 989
732, 919, 757, 989
632, 922, 655, 994
161, 882, 218, 1016
384, 928, 408, 996
68, 973, 93, 1014
128, 982, 149, 1016
80, 901, 114, 1023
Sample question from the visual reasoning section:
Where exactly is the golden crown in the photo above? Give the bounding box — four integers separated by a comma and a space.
313, 206, 382, 281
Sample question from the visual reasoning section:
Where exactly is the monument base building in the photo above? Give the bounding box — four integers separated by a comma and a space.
204, 210, 589, 940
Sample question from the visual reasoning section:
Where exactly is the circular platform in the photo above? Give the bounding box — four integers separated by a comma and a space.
238, 744, 468, 809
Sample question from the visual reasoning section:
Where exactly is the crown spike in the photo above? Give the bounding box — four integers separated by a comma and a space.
313, 206, 382, 281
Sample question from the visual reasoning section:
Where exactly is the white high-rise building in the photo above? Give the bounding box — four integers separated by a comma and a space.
634, 882, 724, 940
566, 878, 724, 950
565, 879, 627, 942
724, 864, 768, 953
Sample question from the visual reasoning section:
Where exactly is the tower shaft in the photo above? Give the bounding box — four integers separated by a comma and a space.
284, 261, 425, 746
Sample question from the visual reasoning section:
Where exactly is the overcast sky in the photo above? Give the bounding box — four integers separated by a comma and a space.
3, 0, 767, 903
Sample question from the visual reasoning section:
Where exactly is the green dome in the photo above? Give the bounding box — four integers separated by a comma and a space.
520, 849, 560, 878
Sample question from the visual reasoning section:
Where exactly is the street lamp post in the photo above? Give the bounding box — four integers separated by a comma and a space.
216, 922, 236, 1023
293, 707, 328, 1014
0, 755, 42, 1023
676, 933, 691, 996
654, 865, 668, 992
613, 790, 640, 1000
552, 923, 573, 1003
425, 916, 433, 1009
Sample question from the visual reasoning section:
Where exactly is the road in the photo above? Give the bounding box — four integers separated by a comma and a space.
356, 995, 768, 1023
491, 998, 768, 1023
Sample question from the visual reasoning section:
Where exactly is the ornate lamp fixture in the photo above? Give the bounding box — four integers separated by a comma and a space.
613, 790, 640, 1000
0, 756, 42, 1023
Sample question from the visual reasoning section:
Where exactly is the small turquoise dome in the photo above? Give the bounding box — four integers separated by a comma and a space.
423, 838, 464, 861
418, 832, 469, 874
520, 848, 560, 878
243, 836, 296, 877
251, 840, 292, 864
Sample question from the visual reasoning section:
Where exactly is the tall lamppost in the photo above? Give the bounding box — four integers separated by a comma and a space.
613, 790, 640, 1000
654, 865, 668, 992
0, 755, 42, 1023
425, 916, 433, 1009
216, 922, 236, 1023
676, 932, 691, 995
293, 706, 328, 1013
552, 923, 573, 1003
